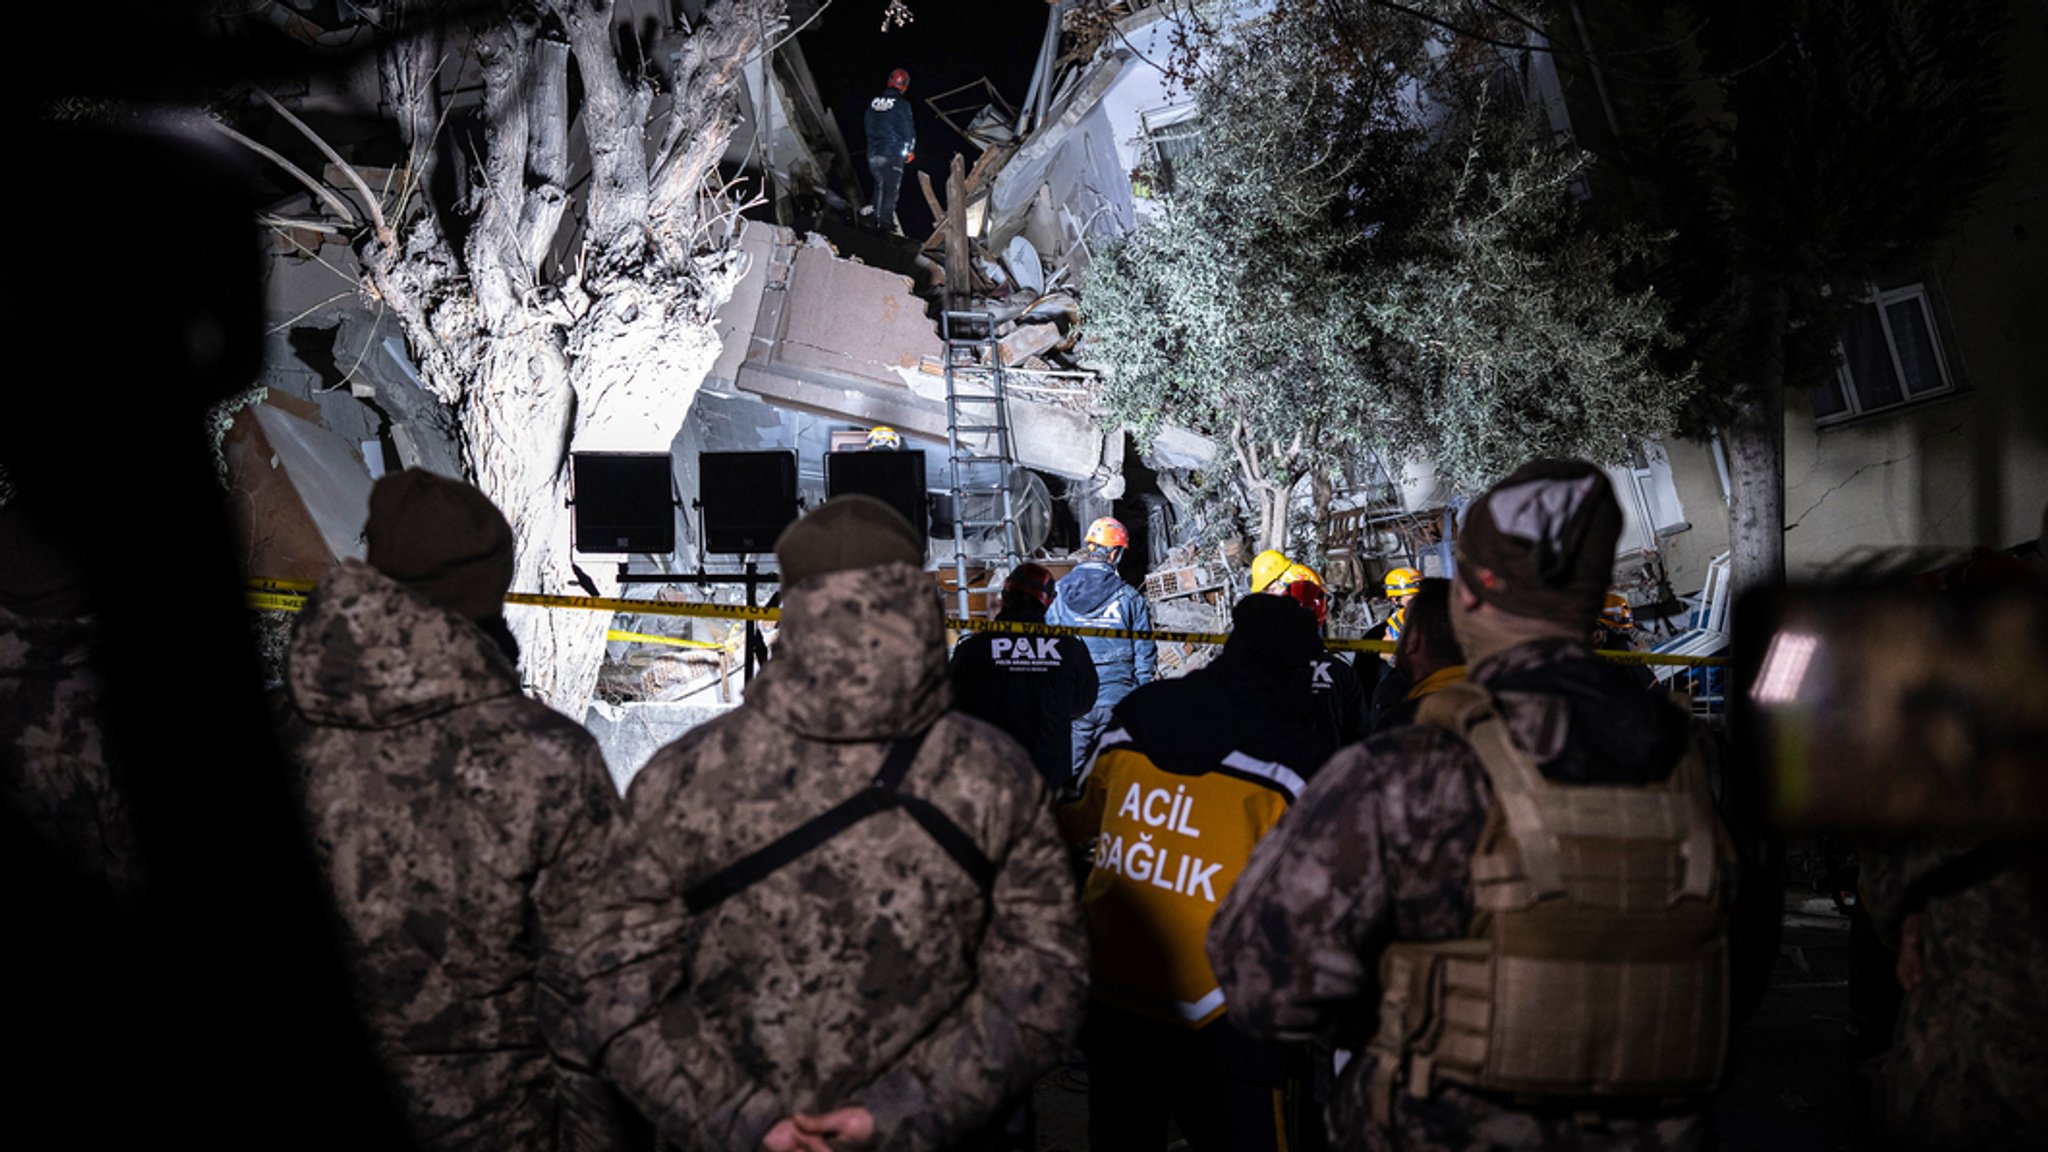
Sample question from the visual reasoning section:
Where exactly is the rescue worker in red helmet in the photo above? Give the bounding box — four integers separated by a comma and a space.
950, 563, 1099, 792
861, 68, 916, 234
1048, 517, 1158, 779
1288, 579, 1367, 748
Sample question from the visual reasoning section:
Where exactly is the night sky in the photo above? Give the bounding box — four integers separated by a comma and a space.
799, 0, 1054, 235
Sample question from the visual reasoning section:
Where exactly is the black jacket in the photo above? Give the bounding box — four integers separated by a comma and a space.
950, 608, 1098, 790
864, 89, 915, 163
1308, 648, 1368, 749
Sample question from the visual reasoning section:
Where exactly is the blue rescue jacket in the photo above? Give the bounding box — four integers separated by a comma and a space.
1047, 560, 1157, 708
864, 89, 915, 164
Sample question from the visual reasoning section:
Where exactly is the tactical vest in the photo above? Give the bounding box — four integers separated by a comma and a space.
1367, 681, 1730, 1123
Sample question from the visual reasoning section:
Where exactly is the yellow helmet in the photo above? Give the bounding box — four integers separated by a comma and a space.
1602, 591, 1634, 629
1281, 562, 1322, 590
1383, 566, 1422, 600
1249, 549, 1290, 594
865, 425, 902, 450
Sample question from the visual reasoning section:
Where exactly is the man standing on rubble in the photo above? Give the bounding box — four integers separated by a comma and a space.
951, 562, 1099, 792
1050, 516, 1158, 778
543, 495, 1088, 1152
862, 67, 915, 234
278, 469, 621, 1150
1210, 459, 1741, 1150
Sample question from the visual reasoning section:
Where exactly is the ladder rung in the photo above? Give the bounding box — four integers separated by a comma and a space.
948, 392, 1002, 401
959, 519, 1013, 529
952, 424, 1005, 434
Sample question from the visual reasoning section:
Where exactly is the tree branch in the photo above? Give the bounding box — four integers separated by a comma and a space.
254, 88, 392, 246
209, 119, 360, 226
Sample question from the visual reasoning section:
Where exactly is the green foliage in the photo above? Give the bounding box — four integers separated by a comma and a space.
1085, 1, 1695, 527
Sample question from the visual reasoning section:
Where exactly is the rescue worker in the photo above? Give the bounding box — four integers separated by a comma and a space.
1209, 459, 1739, 1151
543, 495, 1088, 1152
1061, 593, 1335, 1152
1595, 591, 1658, 690
1049, 516, 1158, 774
277, 469, 622, 1151
1367, 577, 1467, 733
1287, 579, 1367, 748
1364, 567, 1424, 721
861, 68, 915, 234
950, 562, 1099, 791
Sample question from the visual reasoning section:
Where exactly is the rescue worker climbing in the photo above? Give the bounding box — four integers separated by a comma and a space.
861, 68, 915, 235
950, 562, 1099, 792
1062, 593, 1335, 1152
1210, 459, 1743, 1151
1049, 516, 1157, 778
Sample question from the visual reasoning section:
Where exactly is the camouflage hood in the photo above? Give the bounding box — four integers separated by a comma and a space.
287, 560, 520, 730
745, 560, 950, 742
0, 604, 94, 682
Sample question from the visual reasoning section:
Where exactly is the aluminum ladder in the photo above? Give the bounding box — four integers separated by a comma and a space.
941, 310, 1022, 619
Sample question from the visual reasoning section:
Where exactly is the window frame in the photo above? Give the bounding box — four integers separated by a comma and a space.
1813, 281, 1959, 426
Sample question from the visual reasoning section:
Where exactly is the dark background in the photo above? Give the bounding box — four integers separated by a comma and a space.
800, 0, 1052, 236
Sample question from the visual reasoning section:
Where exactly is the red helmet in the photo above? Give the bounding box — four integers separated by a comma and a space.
1083, 516, 1130, 551
886, 68, 910, 92
1284, 579, 1328, 627
1003, 562, 1057, 608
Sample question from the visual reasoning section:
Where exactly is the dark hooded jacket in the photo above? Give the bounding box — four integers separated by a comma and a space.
1047, 559, 1157, 708
542, 561, 1089, 1152
864, 87, 915, 163
279, 561, 619, 1152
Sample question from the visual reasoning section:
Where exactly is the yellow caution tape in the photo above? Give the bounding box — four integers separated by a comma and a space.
246, 580, 1729, 668
606, 628, 726, 651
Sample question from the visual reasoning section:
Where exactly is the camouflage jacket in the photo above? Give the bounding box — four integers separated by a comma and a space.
1208, 639, 1714, 1151
542, 561, 1088, 1152
0, 605, 145, 906
279, 561, 619, 1152
1863, 840, 2048, 1148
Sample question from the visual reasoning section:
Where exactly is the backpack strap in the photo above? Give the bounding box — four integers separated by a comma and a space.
683, 723, 995, 914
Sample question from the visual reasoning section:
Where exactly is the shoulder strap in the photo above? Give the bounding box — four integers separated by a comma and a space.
683, 723, 995, 914
1415, 682, 1567, 898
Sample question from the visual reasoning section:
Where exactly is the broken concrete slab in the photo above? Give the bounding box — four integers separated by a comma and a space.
223, 396, 376, 581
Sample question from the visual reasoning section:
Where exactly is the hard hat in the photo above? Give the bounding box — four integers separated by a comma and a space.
1284, 579, 1328, 627
886, 68, 910, 92
1383, 566, 1422, 600
1249, 550, 1290, 594
1281, 562, 1322, 590
1602, 591, 1634, 629
1084, 516, 1130, 551
1385, 605, 1407, 644
1004, 562, 1057, 609
865, 425, 902, 451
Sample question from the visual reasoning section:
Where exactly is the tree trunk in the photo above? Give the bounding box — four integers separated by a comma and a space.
354, 3, 772, 719
1724, 276, 1790, 610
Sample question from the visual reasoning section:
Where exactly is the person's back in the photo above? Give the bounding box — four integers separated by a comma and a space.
1210, 461, 1739, 1151
546, 496, 1088, 1151
279, 471, 618, 1151
951, 563, 1099, 791
1048, 518, 1157, 770
1063, 595, 1333, 1152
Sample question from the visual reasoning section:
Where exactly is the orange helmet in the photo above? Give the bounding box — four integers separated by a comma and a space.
1383, 567, 1422, 600
1281, 562, 1322, 590
1084, 516, 1130, 551
1284, 579, 1328, 627
1602, 591, 1634, 629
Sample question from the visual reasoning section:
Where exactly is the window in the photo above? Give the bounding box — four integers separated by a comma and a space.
1136, 105, 1201, 198
1811, 283, 1957, 424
